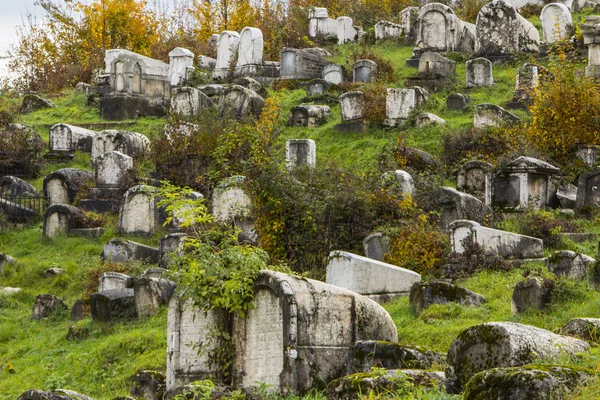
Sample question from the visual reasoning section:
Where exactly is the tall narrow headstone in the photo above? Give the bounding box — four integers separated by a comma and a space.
540, 3, 572, 43
466, 58, 493, 88
286, 139, 316, 170
213, 31, 240, 80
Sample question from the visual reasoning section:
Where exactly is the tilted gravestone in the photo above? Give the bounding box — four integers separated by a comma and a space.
286, 139, 316, 170
362, 233, 391, 262
0, 176, 38, 196
474, 103, 519, 128
353, 59, 378, 83
466, 58, 493, 88
91, 130, 149, 166
576, 168, 600, 213
43, 168, 94, 206
439, 187, 493, 231
213, 31, 240, 80
218, 85, 264, 120
305, 79, 328, 96
323, 64, 343, 85
336, 16, 360, 45
415, 112, 446, 127
102, 238, 160, 264
134, 270, 176, 317
541, 3, 572, 44
447, 93, 470, 110
166, 270, 399, 392
380, 169, 414, 199
43, 204, 85, 239
48, 123, 96, 157
159, 233, 187, 269
119, 185, 161, 236
170, 87, 214, 118
475, 0, 540, 57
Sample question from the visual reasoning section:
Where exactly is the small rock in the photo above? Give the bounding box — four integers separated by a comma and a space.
66, 325, 89, 341
0, 287, 22, 296
395, 146, 438, 172
75, 82, 90, 92
547, 250, 596, 280
463, 365, 591, 400
560, 318, 600, 342
410, 280, 485, 313
0, 253, 16, 273
415, 113, 446, 127
130, 370, 167, 400
31, 294, 68, 320
45, 268, 65, 277
20, 94, 55, 114
511, 277, 553, 314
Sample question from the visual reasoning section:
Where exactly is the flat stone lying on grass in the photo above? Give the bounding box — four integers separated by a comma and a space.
48, 123, 96, 154
0, 175, 39, 196
0, 287, 22, 296
463, 365, 591, 400
45, 268, 65, 277
415, 113, 446, 127
439, 187, 493, 231
20, 94, 55, 114
326, 251, 421, 299
511, 277, 553, 314
547, 250, 596, 279
561, 318, 600, 342
17, 389, 94, 400
449, 220, 544, 259
445, 321, 590, 392
474, 103, 519, 128
31, 294, 68, 320
410, 280, 486, 313
349, 341, 443, 373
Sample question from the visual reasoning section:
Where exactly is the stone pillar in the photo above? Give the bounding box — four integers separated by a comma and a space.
581, 17, 600, 78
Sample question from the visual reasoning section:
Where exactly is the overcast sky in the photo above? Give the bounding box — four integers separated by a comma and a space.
0, 0, 39, 78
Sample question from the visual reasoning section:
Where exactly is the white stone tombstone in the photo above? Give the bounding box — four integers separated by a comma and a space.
43, 168, 94, 206
119, 185, 159, 235
384, 87, 429, 127
416, 3, 475, 53
308, 7, 339, 38
353, 59, 378, 83
211, 176, 253, 224
213, 31, 240, 80
170, 87, 214, 118
99, 272, 132, 292
43, 204, 83, 239
337, 16, 359, 45
235, 27, 264, 75
323, 64, 343, 85
286, 139, 316, 170
169, 47, 195, 87
96, 151, 134, 188
326, 251, 421, 298
339, 91, 364, 122
449, 220, 543, 259
375, 20, 403, 40
466, 58, 493, 88
541, 3, 572, 43
476, 0, 540, 56
380, 169, 414, 198
49, 124, 96, 153
167, 270, 398, 392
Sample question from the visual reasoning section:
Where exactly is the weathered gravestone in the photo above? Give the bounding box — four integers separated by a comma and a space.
576, 168, 600, 213
362, 233, 391, 262
326, 251, 421, 301
415, 113, 446, 127
474, 103, 519, 128
509, 63, 545, 108
47, 124, 96, 159
449, 220, 544, 259
168, 47, 195, 87
447, 93, 470, 110
511, 277, 553, 313
159, 233, 187, 269
198, 55, 217, 71
280, 48, 330, 80
466, 58, 493, 88
476, 0, 540, 57
384, 87, 429, 127
234, 27, 264, 77
380, 169, 414, 199
91, 130, 149, 166
336, 16, 360, 45
541, 3, 573, 43
415, 3, 476, 53
581, 17, 600, 78
91, 289, 136, 321
31, 294, 68, 320
439, 187, 493, 231
305, 79, 328, 96
79, 151, 135, 213
20, 94, 55, 114
43, 168, 94, 206
400, 6, 420, 45
456, 160, 492, 203
286, 139, 316, 170
0, 176, 38, 196
492, 156, 560, 210
337, 91, 365, 132
353, 59, 378, 83
119, 185, 160, 236
406, 52, 456, 92
170, 87, 214, 118
134, 270, 176, 317
375, 21, 403, 40
99, 272, 133, 292
218, 85, 264, 120
576, 145, 600, 166
445, 322, 589, 392
166, 270, 399, 392
102, 238, 160, 264
288, 105, 331, 128
213, 31, 240, 80
308, 7, 338, 38
410, 280, 485, 312
547, 250, 596, 279
211, 176, 256, 242
130, 370, 167, 400
43, 204, 85, 238
323, 64, 343, 85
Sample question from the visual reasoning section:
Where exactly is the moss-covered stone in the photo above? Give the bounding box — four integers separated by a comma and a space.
409, 280, 485, 313
326, 369, 446, 400
349, 340, 444, 373
463, 365, 593, 400
560, 318, 600, 343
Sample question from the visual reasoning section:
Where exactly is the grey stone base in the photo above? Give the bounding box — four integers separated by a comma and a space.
70, 228, 105, 239
404, 77, 451, 93
45, 151, 75, 162
79, 199, 121, 213
100, 95, 166, 120
405, 58, 420, 68
335, 120, 366, 133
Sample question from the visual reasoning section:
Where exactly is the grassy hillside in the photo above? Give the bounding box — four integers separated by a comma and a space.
1, 34, 600, 399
